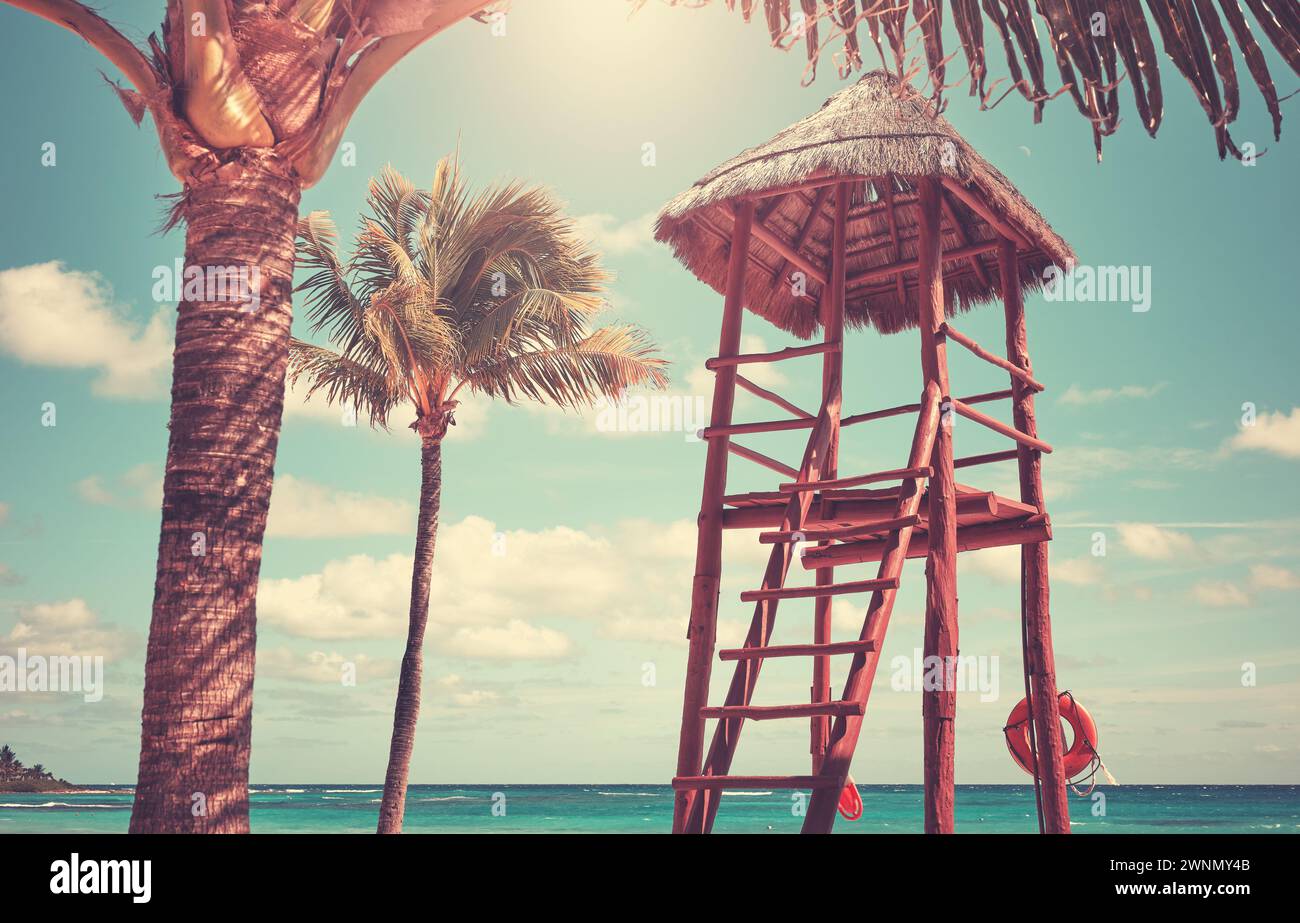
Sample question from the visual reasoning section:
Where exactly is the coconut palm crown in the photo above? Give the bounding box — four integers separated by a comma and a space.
290, 158, 667, 442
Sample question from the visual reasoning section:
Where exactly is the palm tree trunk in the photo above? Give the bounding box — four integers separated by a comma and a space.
377, 437, 443, 834
130, 153, 301, 834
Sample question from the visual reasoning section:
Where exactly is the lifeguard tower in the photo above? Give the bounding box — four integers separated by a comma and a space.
656, 72, 1078, 835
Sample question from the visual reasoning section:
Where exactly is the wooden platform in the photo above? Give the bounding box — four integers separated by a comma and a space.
721, 482, 1049, 569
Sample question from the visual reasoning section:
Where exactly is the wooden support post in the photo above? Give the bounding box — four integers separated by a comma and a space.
672, 201, 754, 834
812, 183, 848, 770
1000, 238, 1072, 835
918, 178, 958, 835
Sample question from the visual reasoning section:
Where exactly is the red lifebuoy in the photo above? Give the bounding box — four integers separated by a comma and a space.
837, 774, 862, 821
1004, 693, 1098, 779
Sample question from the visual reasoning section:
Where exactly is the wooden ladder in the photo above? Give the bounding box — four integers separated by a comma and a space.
673, 380, 944, 833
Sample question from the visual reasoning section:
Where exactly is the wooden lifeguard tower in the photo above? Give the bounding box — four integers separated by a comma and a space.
656, 72, 1078, 835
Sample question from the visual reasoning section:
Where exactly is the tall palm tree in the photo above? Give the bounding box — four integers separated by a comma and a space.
5, 0, 1293, 836
0, 745, 15, 771
289, 160, 668, 833
3, 0, 508, 834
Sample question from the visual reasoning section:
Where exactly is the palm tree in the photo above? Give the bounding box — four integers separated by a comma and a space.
0, 745, 15, 772
30, 763, 45, 777
5, 0, 1292, 836
289, 160, 667, 833
2, 0, 509, 833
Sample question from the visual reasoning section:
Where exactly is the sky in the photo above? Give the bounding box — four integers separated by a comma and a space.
0, 1, 1297, 791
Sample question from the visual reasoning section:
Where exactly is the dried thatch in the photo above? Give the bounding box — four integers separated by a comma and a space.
655, 71, 1077, 339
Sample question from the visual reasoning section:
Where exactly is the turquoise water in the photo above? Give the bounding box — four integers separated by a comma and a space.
2, 785, 1297, 834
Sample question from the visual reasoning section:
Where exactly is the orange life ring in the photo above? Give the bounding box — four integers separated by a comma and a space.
1004, 692, 1098, 780
837, 774, 862, 821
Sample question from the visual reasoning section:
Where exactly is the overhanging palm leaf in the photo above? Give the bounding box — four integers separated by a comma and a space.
642, 0, 1300, 159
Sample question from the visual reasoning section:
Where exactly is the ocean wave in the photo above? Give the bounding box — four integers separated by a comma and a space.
597, 792, 662, 797
722, 791, 773, 796
324, 789, 380, 794
0, 802, 123, 809
416, 796, 475, 802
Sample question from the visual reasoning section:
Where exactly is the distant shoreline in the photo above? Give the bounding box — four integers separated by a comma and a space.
0, 780, 85, 794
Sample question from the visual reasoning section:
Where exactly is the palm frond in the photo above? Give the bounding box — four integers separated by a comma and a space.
292, 159, 665, 432
464, 324, 669, 409
639, 0, 1300, 158
295, 211, 366, 349
287, 338, 402, 428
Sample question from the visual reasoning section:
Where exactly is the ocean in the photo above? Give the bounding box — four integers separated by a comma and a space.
1, 785, 1297, 834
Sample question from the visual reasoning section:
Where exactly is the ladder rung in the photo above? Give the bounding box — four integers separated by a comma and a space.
758, 514, 920, 545
700, 701, 866, 721
719, 640, 878, 661
705, 342, 839, 370
779, 465, 932, 493
740, 576, 899, 602
702, 416, 817, 439
671, 775, 839, 791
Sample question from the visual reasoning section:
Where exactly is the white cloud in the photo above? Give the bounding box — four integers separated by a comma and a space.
1054, 556, 1104, 585
266, 475, 414, 538
571, 212, 656, 256
0, 262, 172, 399
1059, 383, 1166, 406
1189, 581, 1250, 608
1229, 408, 1300, 459
964, 545, 1020, 583
1, 599, 131, 659
256, 515, 767, 657
1116, 522, 1197, 561
1250, 564, 1300, 591
442, 620, 571, 660
75, 463, 161, 509
258, 648, 397, 684
258, 553, 413, 640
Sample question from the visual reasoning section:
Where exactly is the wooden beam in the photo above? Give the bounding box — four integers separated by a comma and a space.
845, 240, 1000, 290
917, 178, 959, 836
745, 172, 865, 201
950, 399, 1053, 453
801, 515, 1052, 569
740, 576, 899, 603
774, 184, 832, 283
720, 639, 878, 661
812, 182, 849, 770
882, 178, 908, 304
941, 190, 993, 287
954, 449, 1021, 469
842, 388, 1012, 428
941, 178, 1032, 250
779, 466, 933, 494
760, 513, 921, 545
722, 489, 996, 531
727, 441, 799, 479
673, 775, 837, 790
942, 323, 1045, 392
673, 199, 752, 834
733, 203, 829, 286
735, 375, 814, 419
701, 701, 865, 720
702, 417, 816, 439
706, 341, 838, 370
1001, 237, 1070, 835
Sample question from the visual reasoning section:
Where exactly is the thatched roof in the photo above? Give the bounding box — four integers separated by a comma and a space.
655, 71, 1077, 339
